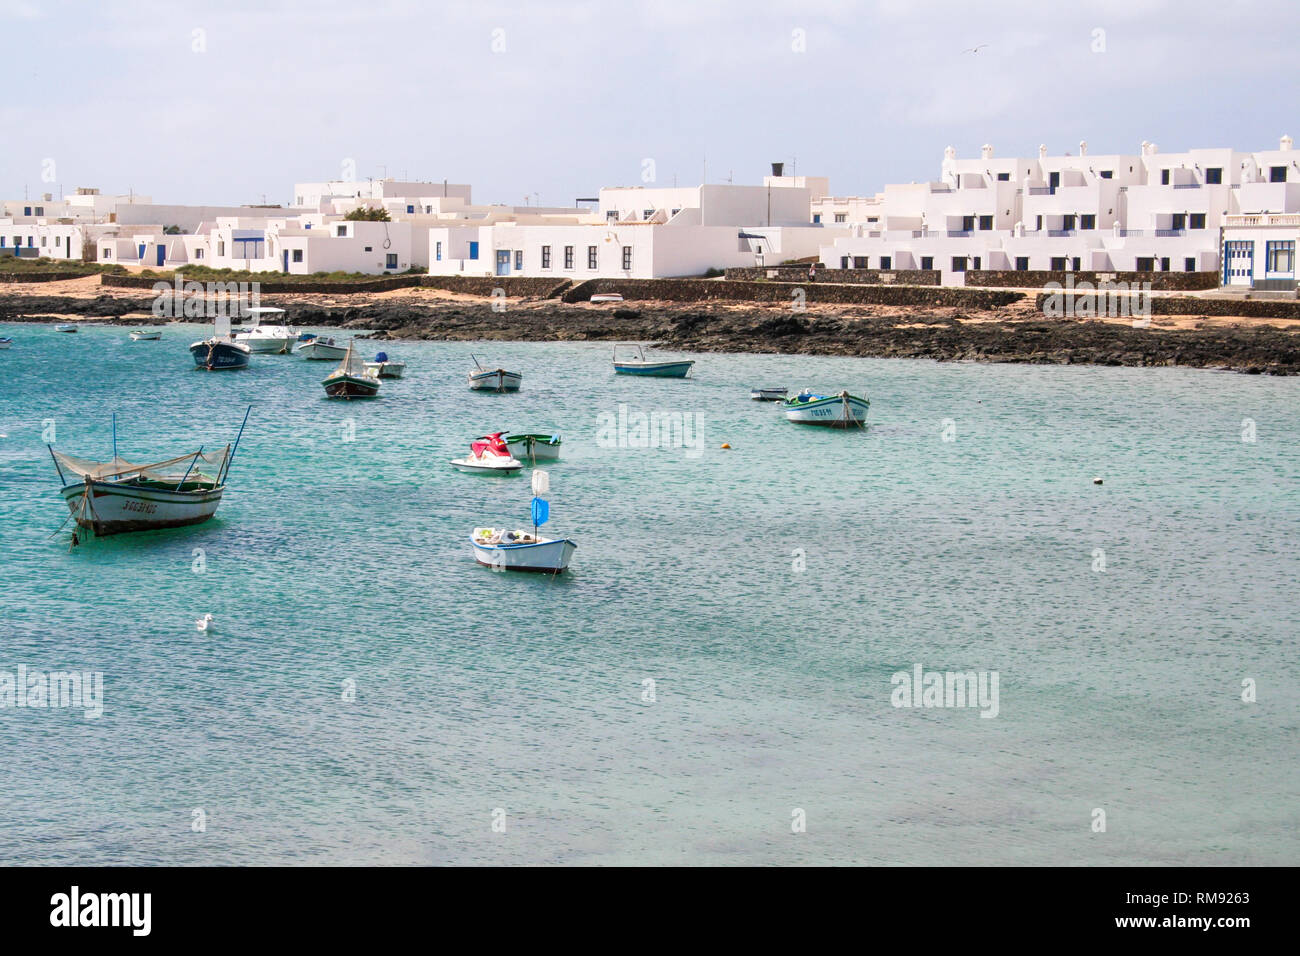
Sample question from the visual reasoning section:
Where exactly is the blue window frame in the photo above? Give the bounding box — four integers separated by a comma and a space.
407, 205, 414, 214
436, 241, 442, 261
1266, 240, 1295, 276
386, 253, 398, 269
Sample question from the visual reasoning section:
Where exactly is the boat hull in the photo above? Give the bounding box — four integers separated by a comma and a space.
782, 394, 870, 427
61, 481, 224, 536
751, 388, 787, 401
505, 436, 561, 461
297, 340, 349, 360
323, 374, 381, 398
471, 534, 576, 572
239, 335, 295, 354
189, 339, 251, 370
364, 361, 406, 378
450, 458, 522, 475
130, 331, 162, 341
468, 369, 522, 391
613, 361, 694, 377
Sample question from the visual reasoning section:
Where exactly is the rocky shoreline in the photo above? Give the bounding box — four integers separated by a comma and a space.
3, 292, 1299, 375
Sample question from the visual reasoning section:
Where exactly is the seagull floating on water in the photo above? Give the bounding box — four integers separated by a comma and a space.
196, 613, 214, 633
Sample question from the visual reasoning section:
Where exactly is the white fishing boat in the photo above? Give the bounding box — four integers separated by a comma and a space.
234, 307, 297, 354
504, 433, 561, 462
469, 468, 575, 572
470, 528, 576, 572
130, 329, 162, 341
450, 432, 522, 475
54, 323, 78, 333
363, 351, 406, 378
0, 337, 12, 349
590, 293, 624, 303
750, 386, 787, 401
297, 335, 349, 360
49, 409, 250, 540
468, 354, 521, 391
613, 343, 694, 378
781, 389, 870, 427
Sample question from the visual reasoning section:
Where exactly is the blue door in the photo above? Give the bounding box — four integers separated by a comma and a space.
283, 251, 290, 273
468, 241, 479, 260
138, 243, 146, 261
495, 250, 511, 276
156, 244, 165, 267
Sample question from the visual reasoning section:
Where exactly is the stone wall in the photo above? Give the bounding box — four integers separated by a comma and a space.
101, 273, 424, 294
1033, 291, 1300, 319
0, 271, 97, 283
564, 278, 1023, 309
418, 275, 571, 298
724, 266, 941, 285
968, 270, 1220, 291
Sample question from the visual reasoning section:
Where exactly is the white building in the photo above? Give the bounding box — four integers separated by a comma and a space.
817, 137, 1300, 286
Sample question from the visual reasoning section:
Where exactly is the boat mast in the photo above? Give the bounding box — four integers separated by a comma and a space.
218, 405, 252, 485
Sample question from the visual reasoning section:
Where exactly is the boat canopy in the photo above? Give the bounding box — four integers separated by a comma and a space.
51, 446, 231, 485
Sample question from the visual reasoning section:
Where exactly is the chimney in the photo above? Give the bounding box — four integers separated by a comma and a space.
771, 162, 784, 177
1079, 140, 1088, 156
1281, 134, 1294, 152
1038, 144, 1048, 159
981, 144, 994, 159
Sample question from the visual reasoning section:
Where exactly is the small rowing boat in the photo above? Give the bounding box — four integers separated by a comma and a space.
613, 343, 693, 378
504, 433, 561, 462
781, 390, 870, 427
468, 355, 521, 391
55, 324, 78, 333
750, 386, 787, 401
322, 340, 381, 398
130, 329, 162, 341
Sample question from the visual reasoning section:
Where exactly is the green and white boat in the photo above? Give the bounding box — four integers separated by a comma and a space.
504, 433, 561, 462
781, 390, 869, 428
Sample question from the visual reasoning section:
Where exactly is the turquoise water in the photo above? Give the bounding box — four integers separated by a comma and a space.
1, 321, 1297, 866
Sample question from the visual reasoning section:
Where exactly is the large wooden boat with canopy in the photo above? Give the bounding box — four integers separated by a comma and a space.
49, 409, 250, 538
322, 340, 382, 398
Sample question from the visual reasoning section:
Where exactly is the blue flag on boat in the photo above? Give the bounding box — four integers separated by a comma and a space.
531, 496, 550, 527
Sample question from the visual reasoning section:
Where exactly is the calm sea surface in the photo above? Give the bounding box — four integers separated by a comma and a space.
0, 321, 1296, 865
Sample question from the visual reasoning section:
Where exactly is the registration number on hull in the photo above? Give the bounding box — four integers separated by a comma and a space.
122, 499, 158, 514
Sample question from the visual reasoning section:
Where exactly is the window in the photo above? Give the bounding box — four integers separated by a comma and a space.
1051, 257, 1067, 271
1205, 167, 1222, 184
840, 256, 850, 269
921, 256, 933, 270
1061, 214, 1076, 231
218, 241, 225, 256
425, 205, 432, 214
1015, 256, 1029, 271
1160, 257, 1170, 271
386, 253, 398, 269
292, 249, 303, 263
996, 172, 1010, 181
1035, 215, 1043, 231
852, 256, 868, 269
812, 214, 821, 224
622, 245, 632, 270
972, 257, 981, 271
961, 215, 975, 232
1189, 213, 1206, 229
195, 249, 204, 259
541, 245, 551, 269
564, 246, 574, 269
834, 213, 847, 223
407, 205, 414, 214
1160, 169, 1170, 185
606, 211, 618, 223
1184, 257, 1196, 272
587, 245, 598, 269
23, 206, 30, 216
336, 225, 346, 237
1270, 166, 1287, 183
1099, 170, 1113, 179
978, 215, 993, 231
35, 206, 43, 215
102, 248, 110, 258
469, 241, 479, 260
1080, 214, 1096, 230
296, 196, 303, 205
515, 250, 523, 271
1266, 240, 1295, 275
1072, 257, 1081, 271
880, 256, 892, 270
436, 241, 442, 261
951, 256, 968, 272
1136, 257, 1155, 272
364, 245, 372, 252
642, 209, 654, 220
1170, 213, 1185, 231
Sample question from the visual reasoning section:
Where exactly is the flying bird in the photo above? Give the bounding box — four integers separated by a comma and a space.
963, 44, 989, 54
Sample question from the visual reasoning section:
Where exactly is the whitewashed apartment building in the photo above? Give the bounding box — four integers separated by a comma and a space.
817, 137, 1300, 287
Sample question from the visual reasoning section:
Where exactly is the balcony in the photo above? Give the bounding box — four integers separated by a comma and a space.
1155, 229, 1185, 237
1172, 183, 1202, 190
1028, 186, 1054, 196
1224, 213, 1300, 227
1047, 229, 1075, 237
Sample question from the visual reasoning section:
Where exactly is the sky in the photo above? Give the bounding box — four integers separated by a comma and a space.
2, 0, 1298, 207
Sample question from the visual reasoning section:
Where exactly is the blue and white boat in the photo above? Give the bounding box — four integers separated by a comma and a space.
613, 343, 694, 378
470, 528, 576, 572
781, 389, 870, 427
189, 335, 251, 370
0, 336, 12, 349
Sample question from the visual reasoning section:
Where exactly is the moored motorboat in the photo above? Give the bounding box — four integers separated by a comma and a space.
322, 340, 381, 398
781, 389, 870, 427
450, 432, 522, 475
130, 329, 162, 341
364, 352, 406, 378
189, 335, 251, 370
590, 293, 624, 303
613, 343, 694, 377
297, 335, 349, 360
234, 307, 296, 354
49, 408, 250, 540
504, 433, 561, 462
750, 386, 787, 401
468, 355, 521, 391
0, 337, 12, 349
54, 324, 78, 333
470, 528, 576, 572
